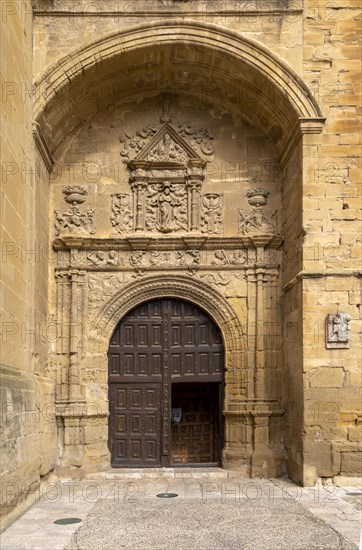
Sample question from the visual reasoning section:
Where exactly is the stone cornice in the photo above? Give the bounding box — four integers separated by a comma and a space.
53, 235, 284, 251
279, 117, 326, 170
282, 270, 362, 293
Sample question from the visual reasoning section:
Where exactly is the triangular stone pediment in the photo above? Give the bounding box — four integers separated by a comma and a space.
133, 123, 205, 167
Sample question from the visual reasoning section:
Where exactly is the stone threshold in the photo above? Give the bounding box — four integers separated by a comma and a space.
86, 467, 235, 480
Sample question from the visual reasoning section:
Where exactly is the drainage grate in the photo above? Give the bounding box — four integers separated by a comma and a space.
156, 493, 178, 498
54, 518, 82, 525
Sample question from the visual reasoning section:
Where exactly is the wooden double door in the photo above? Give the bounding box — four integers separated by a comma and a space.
108, 299, 224, 467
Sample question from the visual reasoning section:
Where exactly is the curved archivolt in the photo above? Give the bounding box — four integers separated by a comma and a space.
93, 274, 244, 360
33, 20, 324, 158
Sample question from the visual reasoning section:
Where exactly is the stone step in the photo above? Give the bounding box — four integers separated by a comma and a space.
87, 467, 234, 480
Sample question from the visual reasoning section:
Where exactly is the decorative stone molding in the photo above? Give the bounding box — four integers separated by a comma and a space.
92, 274, 245, 357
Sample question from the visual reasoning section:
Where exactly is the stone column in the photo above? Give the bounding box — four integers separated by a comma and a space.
68, 269, 86, 402
131, 180, 146, 232
187, 178, 202, 232
255, 246, 266, 399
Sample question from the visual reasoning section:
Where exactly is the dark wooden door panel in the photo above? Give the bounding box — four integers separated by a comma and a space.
108, 299, 224, 467
171, 383, 221, 464
109, 383, 161, 466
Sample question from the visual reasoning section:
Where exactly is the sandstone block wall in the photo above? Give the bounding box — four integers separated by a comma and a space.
0, 0, 57, 530
0, 1, 361, 530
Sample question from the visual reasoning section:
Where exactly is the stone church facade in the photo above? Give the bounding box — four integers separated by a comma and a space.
1, 0, 361, 528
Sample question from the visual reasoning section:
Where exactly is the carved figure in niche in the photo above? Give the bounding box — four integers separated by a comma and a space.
201, 194, 223, 234
146, 182, 187, 233
111, 194, 133, 234
326, 313, 351, 349
158, 93, 176, 123
239, 208, 276, 235
147, 133, 188, 164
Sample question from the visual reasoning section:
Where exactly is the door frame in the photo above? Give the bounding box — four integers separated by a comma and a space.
108, 297, 225, 467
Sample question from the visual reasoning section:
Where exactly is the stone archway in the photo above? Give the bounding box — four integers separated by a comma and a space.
48, 21, 325, 481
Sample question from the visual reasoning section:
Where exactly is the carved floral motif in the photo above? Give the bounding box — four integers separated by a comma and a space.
177, 124, 215, 156
54, 206, 95, 236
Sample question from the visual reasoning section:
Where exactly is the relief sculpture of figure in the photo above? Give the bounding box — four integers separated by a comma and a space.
147, 182, 186, 233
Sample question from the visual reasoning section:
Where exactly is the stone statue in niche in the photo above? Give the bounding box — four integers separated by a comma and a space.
146, 182, 187, 233
54, 186, 95, 236
111, 193, 133, 234
201, 194, 223, 234
325, 313, 351, 349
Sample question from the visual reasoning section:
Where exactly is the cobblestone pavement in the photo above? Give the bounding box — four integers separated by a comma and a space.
1, 469, 361, 550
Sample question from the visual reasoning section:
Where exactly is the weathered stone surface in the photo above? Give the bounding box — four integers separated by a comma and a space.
1, 0, 361, 529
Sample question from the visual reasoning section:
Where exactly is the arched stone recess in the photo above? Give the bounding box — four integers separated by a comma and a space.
33, 20, 325, 170
48, 21, 325, 480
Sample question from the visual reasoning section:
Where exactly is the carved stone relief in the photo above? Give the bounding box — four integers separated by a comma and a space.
129, 249, 201, 272
87, 273, 136, 313
54, 186, 95, 236
325, 313, 351, 349
211, 249, 247, 265
110, 194, 133, 234
239, 209, 277, 235
239, 187, 278, 236
201, 193, 224, 234
145, 182, 188, 233
86, 250, 120, 267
